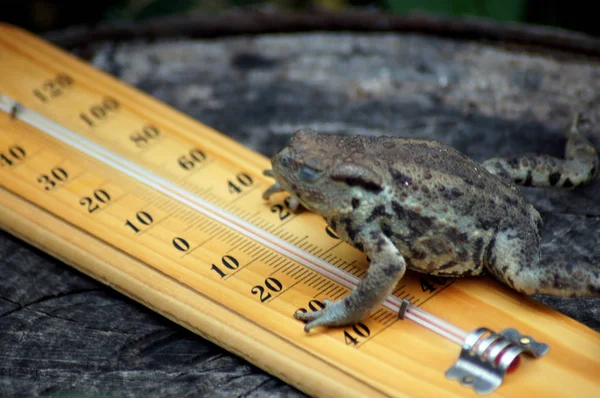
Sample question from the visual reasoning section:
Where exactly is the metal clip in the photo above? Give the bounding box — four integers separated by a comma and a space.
500, 328, 549, 358
445, 327, 549, 395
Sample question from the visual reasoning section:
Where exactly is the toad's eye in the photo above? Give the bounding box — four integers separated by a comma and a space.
298, 165, 322, 182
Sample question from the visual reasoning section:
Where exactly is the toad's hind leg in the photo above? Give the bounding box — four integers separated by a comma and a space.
482, 113, 599, 189
486, 228, 600, 297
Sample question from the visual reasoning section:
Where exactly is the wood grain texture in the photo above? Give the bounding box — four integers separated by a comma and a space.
1, 22, 599, 398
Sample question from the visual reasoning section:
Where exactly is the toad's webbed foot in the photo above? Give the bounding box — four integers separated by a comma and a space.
294, 298, 364, 332
483, 113, 598, 189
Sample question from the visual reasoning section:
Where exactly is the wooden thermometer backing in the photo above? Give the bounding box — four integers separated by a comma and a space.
0, 24, 598, 398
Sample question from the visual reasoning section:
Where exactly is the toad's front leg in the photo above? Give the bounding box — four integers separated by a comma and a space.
263, 169, 301, 212
295, 228, 406, 332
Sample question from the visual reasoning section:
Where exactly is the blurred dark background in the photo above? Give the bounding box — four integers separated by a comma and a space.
1, 0, 599, 37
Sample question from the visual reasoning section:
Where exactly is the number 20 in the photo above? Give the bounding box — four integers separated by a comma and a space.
251, 277, 283, 302
79, 189, 111, 213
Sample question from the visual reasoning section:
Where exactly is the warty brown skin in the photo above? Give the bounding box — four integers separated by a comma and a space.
263, 116, 599, 332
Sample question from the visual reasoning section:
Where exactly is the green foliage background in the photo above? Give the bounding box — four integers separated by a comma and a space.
103, 0, 526, 22
384, 0, 524, 22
